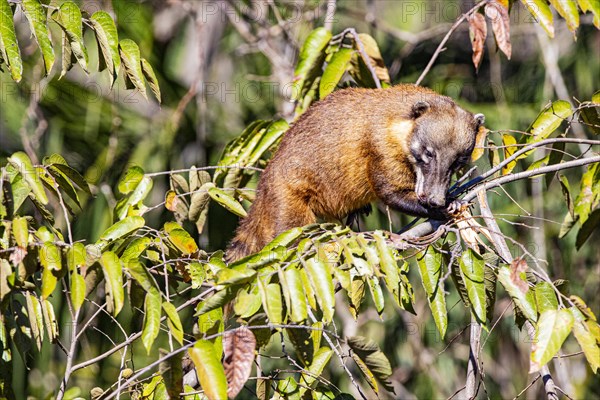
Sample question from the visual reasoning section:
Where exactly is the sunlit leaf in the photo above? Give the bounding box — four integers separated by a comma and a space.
498, 264, 537, 321
51, 2, 88, 73
534, 281, 559, 314
0, 0, 22, 81
501, 134, 518, 175
22, 0, 54, 75
207, 186, 247, 217
459, 249, 486, 324
417, 247, 448, 338
548, 0, 580, 32
527, 100, 573, 143
570, 308, 600, 373
320, 48, 353, 98
99, 216, 145, 243
162, 301, 184, 345
141, 58, 161, 103
8, 152, 48, 205
293, 27, 332, 101
100, 251, 124, 316
521, 0, 555, 37
530, 309, 574, 373
89, 11, 120, 80
188, 340, 228, 400
302, 251, 335, 323
141, 292, 161, 354
299, 346, 333, 394
119, 39, 147, 98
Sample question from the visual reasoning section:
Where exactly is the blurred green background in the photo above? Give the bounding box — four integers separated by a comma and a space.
1, 0, 598, 398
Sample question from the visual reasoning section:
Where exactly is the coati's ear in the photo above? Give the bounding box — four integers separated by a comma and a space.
411, 101, 430, 119
474, 113, 485, 125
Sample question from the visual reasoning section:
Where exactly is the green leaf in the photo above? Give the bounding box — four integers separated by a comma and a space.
320, 48, 354, 98
162, 301, 184, 345
141, 58, 161, 103
367, 277, 385, 316
417, 247, 448, 338
527, 100, 573, 143
501, 134, 518, 175
119, 39, 147, 99
497, 265, 538, 321
40, 242, 62, 273
41, 264, 58, 299
520, 0, 555, 37
574, 163, 598, 225
233, 287, 262, 319
125, 261, 160, 295
25, 293, 44, 349
196, 286, 239, 316
70, 272, 86, 311
293, 27, 332, 100
534, 281, 559, 314
247, 120, 289, 166
188, 340, 228, 400
578, 0, 600, 27
0, 0, 22, 81
373, 232, 401, 306
216, 266, 256, 286
121, 237, 151, 263
530, 309, 574, 373
90, 11, 120, 85
12, 216, 28, 248
284, 266, 308, 323
347, 336, 394, 393
51, 2, 88, 73
208, 186, 247, 217
22, 0, 54, 75
99, 216, 145, 243
198, 308, 224, 358
302, 251, 335, 323
142, 291, 161, 354
548, 0, 579, 32
259, 282, 283, 325
118, 166, 144, 194
459, 249, 486, 324
8, 152, 48, 205
299, 347, 333, 394
100, 251, 124, 316
115, 173, 153, 220
570, 308, 600, 373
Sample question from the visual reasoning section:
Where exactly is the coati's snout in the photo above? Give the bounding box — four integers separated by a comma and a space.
409, 102, 485, 209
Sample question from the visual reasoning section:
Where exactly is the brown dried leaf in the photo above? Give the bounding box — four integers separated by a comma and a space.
223, 326, 256, 398
485, 1, 512, 59
509, 258, 529, 293
468, 12, 487, 70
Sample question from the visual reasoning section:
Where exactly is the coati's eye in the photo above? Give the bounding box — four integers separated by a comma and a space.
424, 148, 434, 159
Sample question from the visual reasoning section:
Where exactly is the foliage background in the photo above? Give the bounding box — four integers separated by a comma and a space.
0, 0, 598, 398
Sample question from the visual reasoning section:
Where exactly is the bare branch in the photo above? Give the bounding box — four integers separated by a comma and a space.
416, 1, 489, 85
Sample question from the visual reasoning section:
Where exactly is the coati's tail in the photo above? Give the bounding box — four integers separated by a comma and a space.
225, 198, 272, 263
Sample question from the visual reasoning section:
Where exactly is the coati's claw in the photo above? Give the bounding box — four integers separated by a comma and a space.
446, 199, 468, 216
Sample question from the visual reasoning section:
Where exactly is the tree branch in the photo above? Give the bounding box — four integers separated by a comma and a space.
416, 1, 489, 85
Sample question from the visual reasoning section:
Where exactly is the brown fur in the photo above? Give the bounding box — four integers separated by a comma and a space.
227, 84, 482, 262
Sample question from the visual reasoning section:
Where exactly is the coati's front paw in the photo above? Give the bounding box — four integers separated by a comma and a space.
446, 199, 468, 216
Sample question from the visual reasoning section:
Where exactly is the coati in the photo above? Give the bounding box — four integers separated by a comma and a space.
227, 84, 485, 262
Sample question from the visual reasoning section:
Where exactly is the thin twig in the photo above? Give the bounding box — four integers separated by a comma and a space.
416, 1, 489, 85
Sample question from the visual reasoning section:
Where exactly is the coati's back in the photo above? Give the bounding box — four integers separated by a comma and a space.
227, 84, 483, 261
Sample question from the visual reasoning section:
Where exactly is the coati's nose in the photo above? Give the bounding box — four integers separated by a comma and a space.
426, 195, 446, 208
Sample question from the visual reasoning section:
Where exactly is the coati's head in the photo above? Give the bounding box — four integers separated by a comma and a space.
406, 99, 485, 209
